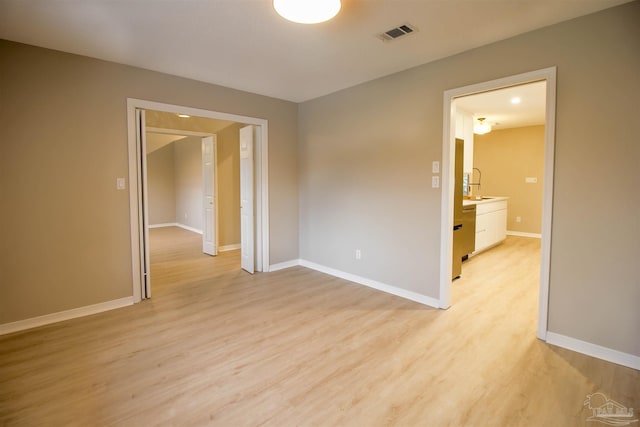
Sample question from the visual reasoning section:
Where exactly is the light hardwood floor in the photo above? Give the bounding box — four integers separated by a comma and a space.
0, 227, 638, 426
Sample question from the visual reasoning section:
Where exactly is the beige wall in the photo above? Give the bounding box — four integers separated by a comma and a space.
299, 3, 640, 356
217, 123, 242, 247
0, 40, 298, 324
174, 137, 203, 231
147, 143, 177, 225
474, 126, 544, 234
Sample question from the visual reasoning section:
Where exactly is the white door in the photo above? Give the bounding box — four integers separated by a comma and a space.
240, 125, 255, 274
202, 136, 217, 256
136, 109, 151, 299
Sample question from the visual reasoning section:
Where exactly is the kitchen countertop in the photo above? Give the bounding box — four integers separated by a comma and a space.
463, 196, 509, 206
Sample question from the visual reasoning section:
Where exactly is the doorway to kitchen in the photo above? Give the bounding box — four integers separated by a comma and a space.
127, 99, 269, 303
439, 67, 557, 340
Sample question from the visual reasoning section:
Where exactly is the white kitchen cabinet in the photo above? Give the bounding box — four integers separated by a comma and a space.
454, 109, 474, 175
462, 111, 474, 175
455, 111, 465, 139
474, 199, 508, 253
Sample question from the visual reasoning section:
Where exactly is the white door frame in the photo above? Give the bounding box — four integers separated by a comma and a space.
127, 98, 270, 303
439, 67, 557, 340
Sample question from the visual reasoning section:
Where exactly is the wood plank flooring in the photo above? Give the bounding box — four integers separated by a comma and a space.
146, 226, 241, 295
0, 227, 638, 426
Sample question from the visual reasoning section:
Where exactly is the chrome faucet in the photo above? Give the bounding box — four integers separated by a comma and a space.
469, 167, 482, 193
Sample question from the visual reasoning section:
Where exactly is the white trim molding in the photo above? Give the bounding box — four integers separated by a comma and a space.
146, 127, 215, 138
219, 243, 241, 252
176, 223, 202, 235
299, 260, 440, 308
127, 98, 270, 302
440, 67, 557, 339
149, 223, 178, 229
546, 332, 640, 371
507, 231, 542, 238
148, 223, 203, 235
269, 259, 301, 272
0, 297, 134, 336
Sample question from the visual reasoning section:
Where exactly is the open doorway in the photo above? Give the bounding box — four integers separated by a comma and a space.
145, 129, 219, 251
126, 99, 270, 303
439, 68, 557, 340
144, 125, 233, 296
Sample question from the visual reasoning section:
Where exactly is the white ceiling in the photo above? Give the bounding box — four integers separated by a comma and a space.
456, 81, 546, 130
0, 0, 631, 102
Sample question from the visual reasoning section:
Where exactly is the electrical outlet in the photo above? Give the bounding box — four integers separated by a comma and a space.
355, 249, 361, 260
516, 216, 522, 223
525, 177, 538, 184
432, 176, 440, 188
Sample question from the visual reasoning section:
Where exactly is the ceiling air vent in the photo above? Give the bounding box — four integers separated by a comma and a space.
378, 23, 418, 42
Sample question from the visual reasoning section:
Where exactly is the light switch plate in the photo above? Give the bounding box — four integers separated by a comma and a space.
432, 176, 440, 188
432, 161, 440, 174
116, 177, 126, 190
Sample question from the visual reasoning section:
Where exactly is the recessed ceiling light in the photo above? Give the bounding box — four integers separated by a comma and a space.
511, 97, 521, 104
273, 0, 341, 24
177, 114, 190, 118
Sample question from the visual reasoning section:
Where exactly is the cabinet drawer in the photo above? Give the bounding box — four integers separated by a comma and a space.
476, 200, 507, 215
475, 204, 507, 253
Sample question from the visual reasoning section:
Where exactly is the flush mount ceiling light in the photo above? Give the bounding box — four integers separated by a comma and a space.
273, 0, 341, 24
511, 97, 521, 104
474, 117, 492, 135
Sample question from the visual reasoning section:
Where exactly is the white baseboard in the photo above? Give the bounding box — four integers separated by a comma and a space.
546, 331, 640, 370
219, 243, 241, 252
176, 223, 202, 234
149, 222, 177, 228
269, 259, 301, 272
0, 296, 134, 336
298, 259, 440, 309
507, 231, 542, 238
148, 223, 203, 234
